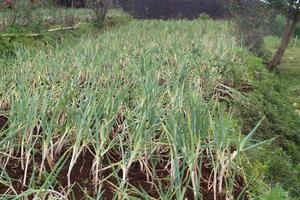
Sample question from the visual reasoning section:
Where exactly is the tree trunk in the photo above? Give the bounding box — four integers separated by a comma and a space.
95, 0, 109, 27
268, 15, 299, 70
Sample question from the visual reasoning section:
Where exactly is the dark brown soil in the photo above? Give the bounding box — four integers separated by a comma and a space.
0, 115, 8, 130
0, 113, 247, 199
0, 148, 248, 200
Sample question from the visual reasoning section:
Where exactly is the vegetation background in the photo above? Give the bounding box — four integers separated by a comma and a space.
0, 0, 299, 199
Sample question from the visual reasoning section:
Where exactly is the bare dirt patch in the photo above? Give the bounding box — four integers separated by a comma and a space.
0, 149, 248, 200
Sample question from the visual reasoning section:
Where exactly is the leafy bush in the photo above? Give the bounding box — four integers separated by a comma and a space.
260, 185, 293, 200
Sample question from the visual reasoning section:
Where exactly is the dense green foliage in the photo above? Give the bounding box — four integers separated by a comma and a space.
260, 186, 293, 200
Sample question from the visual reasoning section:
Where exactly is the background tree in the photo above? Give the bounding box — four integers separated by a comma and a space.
85, 0, 109, 27
224, 0, 270, 54
266, 0, 300, 70
95, 0, 108, 26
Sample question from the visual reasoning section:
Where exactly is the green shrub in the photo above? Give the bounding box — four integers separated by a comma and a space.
260, 185, 293, 200
197, 13, 210, 20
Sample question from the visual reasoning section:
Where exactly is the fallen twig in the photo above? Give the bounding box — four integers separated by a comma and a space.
48, 22, 82, 32
0, 22, 83, 37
